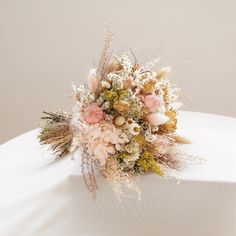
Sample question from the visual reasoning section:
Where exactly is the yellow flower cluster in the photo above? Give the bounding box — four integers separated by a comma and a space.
137, 151, 163, 176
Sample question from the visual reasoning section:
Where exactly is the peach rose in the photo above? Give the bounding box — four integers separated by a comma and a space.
88, 68, 98, 93
124, 76, 133, 89
144, 94, 163, 112
82, 104, 104, 124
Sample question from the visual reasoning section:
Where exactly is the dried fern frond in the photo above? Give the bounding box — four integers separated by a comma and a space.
97, 22, 113, 80
38, 111, 73, 158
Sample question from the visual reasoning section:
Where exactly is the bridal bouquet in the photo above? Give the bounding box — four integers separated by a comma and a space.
39, 30, 190, 197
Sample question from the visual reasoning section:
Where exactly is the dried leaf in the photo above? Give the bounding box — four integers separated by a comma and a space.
171, 135, 191, 144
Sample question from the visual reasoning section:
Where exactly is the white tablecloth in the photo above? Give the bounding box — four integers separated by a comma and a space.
0, 111, 236, 236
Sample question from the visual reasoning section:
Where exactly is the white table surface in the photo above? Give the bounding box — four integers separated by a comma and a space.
0, 111, 236, 236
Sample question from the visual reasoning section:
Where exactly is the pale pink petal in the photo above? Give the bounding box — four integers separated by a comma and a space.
146, 113, 169, 126
88, 68, 98, 93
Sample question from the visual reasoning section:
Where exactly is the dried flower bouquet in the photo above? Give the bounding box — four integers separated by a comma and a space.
39, 29, 190, 197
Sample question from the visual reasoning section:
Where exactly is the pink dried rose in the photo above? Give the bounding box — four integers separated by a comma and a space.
88, 68, 98, 93
82, 104, 104, 124
144, 94, 163, 112
146, 113, 169, 126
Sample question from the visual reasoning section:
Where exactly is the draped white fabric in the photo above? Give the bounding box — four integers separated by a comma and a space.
0, 111, 236, 236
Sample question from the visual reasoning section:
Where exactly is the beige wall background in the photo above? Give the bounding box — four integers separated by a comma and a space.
0, 0, 236, 144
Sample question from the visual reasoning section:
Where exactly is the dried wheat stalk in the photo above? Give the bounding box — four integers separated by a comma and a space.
38, 111, 73, 158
